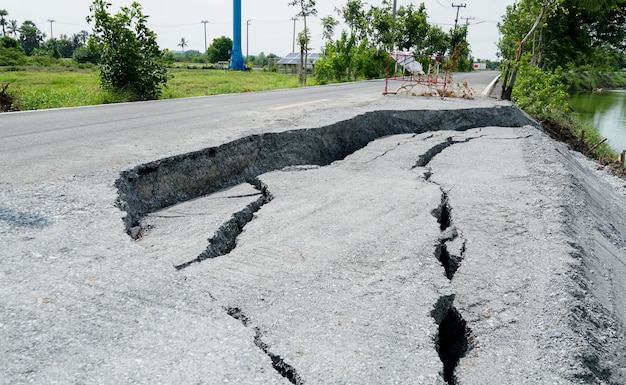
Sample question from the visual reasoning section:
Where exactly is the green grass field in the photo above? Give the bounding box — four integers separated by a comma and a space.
0, 66, 310, 111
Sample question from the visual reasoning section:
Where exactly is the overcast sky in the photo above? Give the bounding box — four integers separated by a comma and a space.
5, 0, 516, 60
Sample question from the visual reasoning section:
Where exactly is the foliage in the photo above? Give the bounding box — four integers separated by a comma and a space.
498, 0, 626, 99
510, 57, 569, 116
87, 0, 169, 101
72, 37, 101, 64
315, 0, 468, 84
396, 3, 429, 53
18, 20, 44, 56
206, 36, 233, 63
559, 69, 626, 92
0, 36, 27, 66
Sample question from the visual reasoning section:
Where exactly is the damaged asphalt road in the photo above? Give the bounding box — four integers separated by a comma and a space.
2, 89, 626, 384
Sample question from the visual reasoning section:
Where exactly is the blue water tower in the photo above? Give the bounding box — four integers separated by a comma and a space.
230, 0, 246, 71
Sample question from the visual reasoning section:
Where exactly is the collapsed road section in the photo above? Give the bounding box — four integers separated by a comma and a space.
113, 108, 626, 384
115, 106, 535, 235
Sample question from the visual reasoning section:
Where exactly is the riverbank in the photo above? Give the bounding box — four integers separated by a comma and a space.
496, 67, 626, 178
561, 70, 626, 92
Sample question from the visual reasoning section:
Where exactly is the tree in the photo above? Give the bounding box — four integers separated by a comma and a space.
367, 1, 396, 50
336, 0, 368, 40
178, 37, 187, 53
425, 25, 450, 57
396, 3, 429, 53
8, 20, 18, 38
18, 20, 44, 56
321, 16, 339, 42
289, 0, 317, 86
0, 10, 8, 37
297, 28, 311, 84
206, 36, 233, 63
87, 0, 169, 101
499, 0, 624, 100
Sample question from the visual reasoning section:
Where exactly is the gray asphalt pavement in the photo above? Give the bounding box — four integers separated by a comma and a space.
2, 74, 625, 384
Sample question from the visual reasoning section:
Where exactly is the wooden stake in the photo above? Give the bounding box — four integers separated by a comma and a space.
621, 150, 626, 165
588, 138, 608, 154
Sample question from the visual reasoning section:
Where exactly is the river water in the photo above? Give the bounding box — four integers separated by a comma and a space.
569, 90, 626, 152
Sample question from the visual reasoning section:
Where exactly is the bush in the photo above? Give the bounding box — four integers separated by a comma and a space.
87, 0, 169, 101
511, 60, 569, 117
73, 39, 101, 65
0, 46, 27, 66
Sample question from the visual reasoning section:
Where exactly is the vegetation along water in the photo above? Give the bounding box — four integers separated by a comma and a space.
570, 90, 626, 154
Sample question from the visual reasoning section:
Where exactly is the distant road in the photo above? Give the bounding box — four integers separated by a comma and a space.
0, 71, 499, 184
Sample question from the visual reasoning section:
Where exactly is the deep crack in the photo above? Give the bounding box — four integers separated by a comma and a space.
432, 192, 452, 232
431, 191, 465, 280
175, 179, 273, 270
415, 137, 454, 168
431, 296, 472, 385
224, 307, 304, 385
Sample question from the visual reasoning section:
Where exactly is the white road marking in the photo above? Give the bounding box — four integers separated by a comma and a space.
270, 99, 332, 111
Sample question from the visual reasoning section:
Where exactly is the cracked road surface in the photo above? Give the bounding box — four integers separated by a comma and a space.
2, 93, 626, 384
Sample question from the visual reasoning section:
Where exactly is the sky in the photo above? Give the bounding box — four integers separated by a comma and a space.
5, 0, 517, 60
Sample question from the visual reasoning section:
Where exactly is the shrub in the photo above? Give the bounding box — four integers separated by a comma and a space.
87, 0, 169, 101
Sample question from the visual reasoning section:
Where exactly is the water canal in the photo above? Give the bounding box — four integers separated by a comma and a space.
569, 89, 626, 153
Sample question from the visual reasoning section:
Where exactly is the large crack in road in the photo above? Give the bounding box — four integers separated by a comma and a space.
112, 107, 626, 384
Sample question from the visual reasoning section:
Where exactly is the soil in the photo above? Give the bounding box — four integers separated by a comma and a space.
0, 83, 17, 112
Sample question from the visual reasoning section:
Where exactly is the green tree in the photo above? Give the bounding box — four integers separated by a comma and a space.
178, 37, 187, 53
8, 20, 18, 38
321, 16, 339, 42
0, 10, 8, 37
206, 36, 233, 63
367, 0, 396, 50
289, 0, 317, 86
18, 21, 44, 56
87, 0, 169, 101
337, 0, 368, 40
425, 25, 450, 57
499, 0, 624, 99
396, 3, 429, 53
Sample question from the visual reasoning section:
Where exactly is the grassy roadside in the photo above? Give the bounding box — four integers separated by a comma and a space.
0, 66, 311, 111
510, 63, 626, 177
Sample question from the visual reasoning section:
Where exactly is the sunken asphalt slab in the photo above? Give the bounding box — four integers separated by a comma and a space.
1, 82, 626, 384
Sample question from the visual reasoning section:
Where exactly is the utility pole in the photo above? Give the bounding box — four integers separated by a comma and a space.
246, 19, 251, 63
47, 19, 55, 40
462, 16, 475, 27
451, 3, 466, 29
291, 17, 298, 53
461, 16, 475, 38
201, 20, 209, 53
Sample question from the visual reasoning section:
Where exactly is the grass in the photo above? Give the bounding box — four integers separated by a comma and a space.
0, 65, 312, 111
561, 70, 626, 92
162, 69, 310, 99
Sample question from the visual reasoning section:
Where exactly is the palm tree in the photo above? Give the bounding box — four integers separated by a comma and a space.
8, 20, 18, 38
0, 10, 8, 37
178, 37, 188, 53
